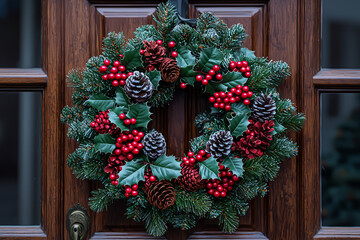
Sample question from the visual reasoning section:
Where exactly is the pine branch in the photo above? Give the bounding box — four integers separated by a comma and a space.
223, 23, 247, 49
267, 60, 291, 87
212, 201, 239, 233
175, 189, 212, 217
170, 212, 197, 230
102, 32, 126, 60
190, 135, 209, 153
89, 185, 124, 212
144, 207, 168, 237
153, 2, 178, 38
126, 25, 161, 50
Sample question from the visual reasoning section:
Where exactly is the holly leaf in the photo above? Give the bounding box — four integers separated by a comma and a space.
230, 102, 250, 116
118, 159, 146, 186
126, 103, 151, 129
115, 87, 130, 108
180, 65, 197, 86
150, 155, 181, 180
272, 121, 285, 135
198, 156, 220, 180
94, 134, 116, 154
108, 107, 129, 131
222, 72, 247, 90
121, 47, 142, 70
240, 47, 256, 60
85, 93, 115, 111
176, 46, 195, 68
222, 156, 244, 177
197, 47, 224, 73
228, 113, 250, 137
146, 70, 161, 90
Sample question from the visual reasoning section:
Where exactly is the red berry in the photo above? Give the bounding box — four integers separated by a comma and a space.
132, 148, 140, 155
230, 88, 236, 93
212, 182, 218, 188
202, 79, 208, 85
184, 160, 190, 166
225, 105, 231, 111
216, 74, 223, 80
102, 74, 109, 81
138, 132, 144, 138
134, 136, 141, 142
221, 171, 227, 177
119, 113, 126, 120
168, 41, 176, 48
132, 129, 138, 135
182, 157, 188, 162
125, 192, 130, 198
233, 175, 239, 181
180, 83, 186, 89
113, 61, 120, 67
244, 99, 250, 105
209, 69, 215, 76
99, 65, 107, 72
217, 186, 223, 192
125, 187, 132, 193
219, 103, 225, 109
209, 97, 215, 103
214, 103, 219, 108
111, 180, 118, 186
213, 65, 220, 71
189, 157, 196, 164
119, 65, 125, 72
242, 61, 248, 67
245, 66, 251, 72
219, 92, 226, 98
171, 51, 178, 58
208, 189, 214, 195
199, 150, 206, 156
229, 62, 236, 69
247, 91, 253, 97
219, 164, 224, 170
110, 174, 117, 180
236, 61, 243, 68
127, 72, 133, 76
127, 154, 133, 160
121, 135, 128, 142
229, 97, 236, 103
235, 96, 241, 102
115, 73, 122, 80
108, 73, 115, 80
132, 184, 138, 190
207, 183, 212, 189
148, 65, 155, 71
156, 39, 163, 45
149, 176, 156, 182
121, 73, 127, 80
213, 191, 220, 198
104, 59, 110, 66
227, 186, 233, 191
140, 49, 145, 55
228, 180, 235, 186
131, 190, 138, 197
90, 122, 96, 128
137, 143, 143, 149
240, 67, 247, 73
124, 119, 131, 125
227, 171, 233, 177
115, 149, 121, 155
196, 154, 202, 161
242, 86, 249, 92
128, 134, 134, 141
111, 67, 117, 73
214, 92, 220, 98
130, 118, 136, 125
241, 93, 248, 99
220, 191, 226, 197
205, 74, 212, 80
245, 129, 251, 135
119, 54, 124, 58
119, 80, 125, 86
112, 80, 119, 87
188, 152, 194, 157
196, 75, 203, 82
223, 98, 229, 103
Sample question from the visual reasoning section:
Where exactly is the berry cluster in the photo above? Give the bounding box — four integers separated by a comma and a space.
114, 129, 144, 161
124, 184, 139, 198
144, 169, 157, 187
205, 163, 239, 198
195, 65, 223, 86
106, 155, 124, 185
99, 59, 133, 87
182, 150, 211, 167
90, 110, 120, 136
228, 60, 251, 78
209, 85, 253, 110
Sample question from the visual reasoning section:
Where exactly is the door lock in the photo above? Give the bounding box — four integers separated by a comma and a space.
66, 203, 90, 240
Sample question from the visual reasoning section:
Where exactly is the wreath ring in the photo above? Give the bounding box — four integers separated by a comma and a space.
61, 2, 304, 237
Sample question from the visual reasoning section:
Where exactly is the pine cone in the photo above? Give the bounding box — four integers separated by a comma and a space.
177, 163, 204, 191
145, 180, 175, 210
143, 40, 166, 69
160, 58, 180, 83
124, 71, 154, 102
232, 120, 275, 159
251, 94, 276, 122
142, 130, 166, 160
206, 130, 233, 159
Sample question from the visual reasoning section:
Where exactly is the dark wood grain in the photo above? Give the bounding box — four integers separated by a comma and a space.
313, 69, 360, 86
314, 227, 360, 239
0, 69, 47, 86
0, 226, 46, 239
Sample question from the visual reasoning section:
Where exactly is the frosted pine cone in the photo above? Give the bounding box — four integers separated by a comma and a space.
206, 130, 233, 159
124, 71, 154, 102
142, 130, 166, 160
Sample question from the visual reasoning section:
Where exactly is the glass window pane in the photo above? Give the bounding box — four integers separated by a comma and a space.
322, 0, 360, 68
0, 92, 41, 225
321, 93, 360, 226
0, 0, 41, 68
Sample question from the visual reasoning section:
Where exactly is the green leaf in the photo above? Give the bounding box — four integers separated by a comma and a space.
221, 157, 244, 177
118, 159, 146, 186
240, 47, 256, 59
204, 81, 227, 94
197, 47, 224, 73
108, 107, 129, 131
176, 46, 195, 68
115, 88, 130, 108
150, 155, 181, 180
228, 113, 250, 137
222, 72, 247, 90
85, 94, 115, 111
146, 70, 161, 90
180, 65, 197, 86
230, 102, 250, 116
94, 134, 116, 154
272, 121, 286, 135
121, 47, 142, 70
126, 103, 151, 129
198, 156, 220, 179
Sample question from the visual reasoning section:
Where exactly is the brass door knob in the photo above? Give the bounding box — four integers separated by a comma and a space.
66, 204, 90, 240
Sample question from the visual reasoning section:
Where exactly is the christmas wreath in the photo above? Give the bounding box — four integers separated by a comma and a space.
61, 2, 304, 237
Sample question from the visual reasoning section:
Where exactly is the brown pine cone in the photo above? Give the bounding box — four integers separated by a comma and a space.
251, 94, 276, 122
143, 40, 166, 69
177, 163, 204, 191
160, 58, 180, 83
145, 180, 175, 210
